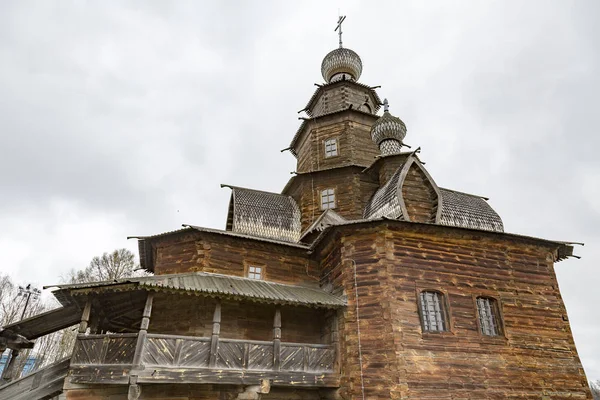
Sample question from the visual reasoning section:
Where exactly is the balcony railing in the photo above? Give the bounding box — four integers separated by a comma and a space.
70, 333, 338, 387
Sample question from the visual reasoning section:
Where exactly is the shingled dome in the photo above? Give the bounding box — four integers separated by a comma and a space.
371, 101, 407, 155
321, 47, 363, 82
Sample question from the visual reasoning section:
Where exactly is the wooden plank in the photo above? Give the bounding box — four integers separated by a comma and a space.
135, 367, 340, 388
208, 301, 221, 368
215, 340, 244, 369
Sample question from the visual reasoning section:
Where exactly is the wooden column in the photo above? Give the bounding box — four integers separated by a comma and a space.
78, 299, 92, 334
331, 311, 340, 373
273, 307, 281, 371
208, 301, 221, 368
0, 349, 19, 382
132, 292, 154, 368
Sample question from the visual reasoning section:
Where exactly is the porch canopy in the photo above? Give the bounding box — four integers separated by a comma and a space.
44, 272, 346, 333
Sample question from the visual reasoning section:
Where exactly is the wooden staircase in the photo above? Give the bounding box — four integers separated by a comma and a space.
0, 357, 70, 400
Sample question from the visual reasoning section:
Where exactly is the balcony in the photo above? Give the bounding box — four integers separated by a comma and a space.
69, 333, 339, 387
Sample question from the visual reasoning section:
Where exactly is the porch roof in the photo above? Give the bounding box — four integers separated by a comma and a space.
47, 272, 346, 309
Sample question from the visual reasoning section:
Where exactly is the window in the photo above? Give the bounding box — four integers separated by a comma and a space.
320, 188, 336, 210
324, 138, 338, 158
476, 297, 501, 336
419, 291, 448, 332
247, 266, 263, 280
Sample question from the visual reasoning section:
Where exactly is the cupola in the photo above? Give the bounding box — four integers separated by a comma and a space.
320, 15, 363, 83
370, 99, 407, 156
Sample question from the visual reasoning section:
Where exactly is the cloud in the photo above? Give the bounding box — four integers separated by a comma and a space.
0, 0, 598, 381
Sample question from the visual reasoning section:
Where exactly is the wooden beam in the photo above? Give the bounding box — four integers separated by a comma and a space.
132, 292, 154, 369
331, 311, 340, 373
208, 301, 221, 368
273, 307, 281, 371
78, 298, 92, 334
0, 349, 20, 382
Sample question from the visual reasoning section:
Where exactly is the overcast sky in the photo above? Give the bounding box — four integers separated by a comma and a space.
1, 0, 598, 381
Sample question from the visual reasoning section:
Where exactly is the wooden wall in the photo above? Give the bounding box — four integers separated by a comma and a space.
148, 293, 325, 344
317, 223, 592, 399
401, 162, 438, 223
295, 111, 379, 174
285, 167, 379, 231
152, 231, 319, 286
309, 82, 377, 118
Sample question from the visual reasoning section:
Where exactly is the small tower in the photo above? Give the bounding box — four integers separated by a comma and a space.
370, 99, 407, 156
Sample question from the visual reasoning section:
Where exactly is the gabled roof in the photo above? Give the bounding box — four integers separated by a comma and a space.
300, 209, 347, 241
222, 185, 301, 243
363, 155, 504, 233
48, 272, 346, 309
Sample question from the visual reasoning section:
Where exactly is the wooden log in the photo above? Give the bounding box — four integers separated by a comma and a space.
208, 301, 221, 368
78, 299, 92, 334
0, 349, 20, 382
273, 307, 281, 371
132, 292, 154, 368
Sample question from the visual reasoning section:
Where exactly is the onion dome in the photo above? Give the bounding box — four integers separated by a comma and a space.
321, 47, 363, 83
371, 99, 407, 155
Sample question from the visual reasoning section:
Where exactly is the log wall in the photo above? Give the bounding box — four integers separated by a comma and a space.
285, 167, 379, 231
295, 111, 379, 174
401, 162, 438, 223
318, 223, 592, 399
148, 293, 325, 344
153, 232, 319, 285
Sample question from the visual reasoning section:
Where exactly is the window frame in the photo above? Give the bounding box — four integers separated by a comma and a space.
417, 290, 451, 334
320, 188, 336, 210
246, 265, 264, 280
474, 296, 504, 337
323, 137, 339, 158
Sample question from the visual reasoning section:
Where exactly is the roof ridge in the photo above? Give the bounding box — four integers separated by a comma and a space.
438, 187, 490, 201
221, 184, 295, 199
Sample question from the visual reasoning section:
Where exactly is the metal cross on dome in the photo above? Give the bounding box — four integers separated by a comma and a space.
335, 15, 346, 48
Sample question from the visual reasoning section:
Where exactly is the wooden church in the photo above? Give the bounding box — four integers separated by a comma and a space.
0, 18, 592, 400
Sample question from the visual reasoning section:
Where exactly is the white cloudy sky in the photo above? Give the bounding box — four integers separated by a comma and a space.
1, 0, 598, 381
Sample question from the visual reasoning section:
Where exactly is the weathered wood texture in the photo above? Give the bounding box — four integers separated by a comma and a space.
401, 162, 437, 223
64, 384, 330, 399
148, 294, 326, 344
309, 81, 377, 118
284, 167, 379, 231
71, 334, 137, 365
295, 111, 379, 174
67, 332, 336, 390
0, 358, 70, 400
317, 223, 592, 399
153, 231, 319, 284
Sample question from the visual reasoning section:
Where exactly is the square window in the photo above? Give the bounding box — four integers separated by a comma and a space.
320, 188, 336, 210
324, 138, 338, 158
247, 266, 262, 280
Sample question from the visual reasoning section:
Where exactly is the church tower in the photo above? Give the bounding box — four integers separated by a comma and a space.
283, 17, 383, 230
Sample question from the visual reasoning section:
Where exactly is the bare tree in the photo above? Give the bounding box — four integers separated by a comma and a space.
590, 380, 600, 400
64, 248, 146, 283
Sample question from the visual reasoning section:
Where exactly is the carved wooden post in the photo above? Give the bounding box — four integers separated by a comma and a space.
331, 311, 340, 372
208, 301, 221, 368
132, 292, 154, 368
273, 307, 281, 371
0, 349, 19, 382
78, 298, 92, 334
